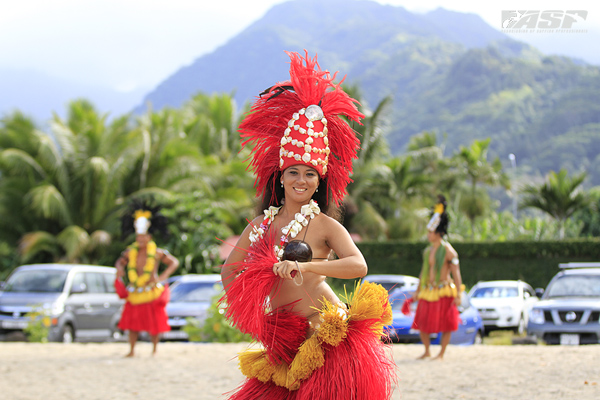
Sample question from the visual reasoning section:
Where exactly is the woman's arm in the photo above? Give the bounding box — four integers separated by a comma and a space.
447, 244, 462, 305
220, 216, 261, 289
156, 249, 180, 283
114, 249, 129, 279
273, 216, 367, 280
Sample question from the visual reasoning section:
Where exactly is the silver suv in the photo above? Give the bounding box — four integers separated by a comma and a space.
0, 264, 124, 342
527, 263, 600, 345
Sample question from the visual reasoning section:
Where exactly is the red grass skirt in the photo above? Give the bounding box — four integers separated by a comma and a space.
411, 297, 459, 333
117, 285, 171, 335
227, 318, 395, 400
225, 280, 396, 400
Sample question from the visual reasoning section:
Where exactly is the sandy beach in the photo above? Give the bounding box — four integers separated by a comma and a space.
1, 342, 598, 400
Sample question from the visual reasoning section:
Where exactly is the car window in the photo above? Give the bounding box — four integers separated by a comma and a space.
389, 293, 412, 310
85, 272, 107, 293
546, 275, 600, 298
3, 269, 68, 293
460, 292, 471, 309
170, 282, 222, 302
102, 272, 116, 293
71, 272, 87, 292
471, 287, 518, 298
367, 281, 413, 292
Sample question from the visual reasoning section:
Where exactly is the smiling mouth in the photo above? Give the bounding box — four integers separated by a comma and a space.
294, 187, 307, 192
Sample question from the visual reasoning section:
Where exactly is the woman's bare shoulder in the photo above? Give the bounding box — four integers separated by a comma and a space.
312, 213, 354, 243
445, 242, 458, 257
313, 212, 343, 229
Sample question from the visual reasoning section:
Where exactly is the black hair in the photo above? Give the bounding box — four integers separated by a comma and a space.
433, 194, 449, 236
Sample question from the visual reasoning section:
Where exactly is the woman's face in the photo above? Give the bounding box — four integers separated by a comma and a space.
427, 230, 442, 243
281, 165, 319, 202
136, 233, 152, 246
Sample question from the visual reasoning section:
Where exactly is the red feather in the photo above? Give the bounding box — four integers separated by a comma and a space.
219, 231, 280, 338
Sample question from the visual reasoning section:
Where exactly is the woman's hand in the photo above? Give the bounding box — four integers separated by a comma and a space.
272, 260, 301, 280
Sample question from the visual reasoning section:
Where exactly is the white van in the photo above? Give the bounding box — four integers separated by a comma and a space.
0, 264, 124, 342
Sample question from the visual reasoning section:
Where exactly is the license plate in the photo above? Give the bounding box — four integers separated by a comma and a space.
1, 320, 28, 329
162, 330, 189, 340
560, 334, 580, 345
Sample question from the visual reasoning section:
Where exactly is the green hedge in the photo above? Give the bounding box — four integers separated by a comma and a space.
356, 239, 600, 289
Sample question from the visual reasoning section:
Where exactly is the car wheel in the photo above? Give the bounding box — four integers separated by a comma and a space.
61, 324, 75, 343
473, 330, 483, 345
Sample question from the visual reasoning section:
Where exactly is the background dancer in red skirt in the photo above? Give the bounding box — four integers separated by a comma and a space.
114, 200, 179, 357
412, 195, 462, 360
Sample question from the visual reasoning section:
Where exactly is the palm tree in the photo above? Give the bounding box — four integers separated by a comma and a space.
406, 131, 460, 194
453, 138, 510, 238
0, 101, 132, 263
338, 86, 395, 239
519, 169, 589, 239
182, 92, 245, 162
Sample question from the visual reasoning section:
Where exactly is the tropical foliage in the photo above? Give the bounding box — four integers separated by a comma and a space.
0, 88, 598, 278
519, 169, 590, 239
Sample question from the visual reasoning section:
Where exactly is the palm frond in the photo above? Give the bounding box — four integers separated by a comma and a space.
18, 231, 60, 263
25, 184, 73, 226
57, 225, 91, 263
0, 148, 47, 179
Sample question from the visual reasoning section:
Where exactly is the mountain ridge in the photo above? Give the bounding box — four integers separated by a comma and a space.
135, 0, 600, 185
136, 0, 507, 113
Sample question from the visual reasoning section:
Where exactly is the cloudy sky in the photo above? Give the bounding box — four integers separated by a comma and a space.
1, 0, 598, 96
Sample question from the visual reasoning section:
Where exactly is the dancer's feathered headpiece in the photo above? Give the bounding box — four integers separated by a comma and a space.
239, 51, 364, 206
120, 199, 169, 239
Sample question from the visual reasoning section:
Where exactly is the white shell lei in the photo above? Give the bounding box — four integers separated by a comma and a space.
248, 199, 320, 260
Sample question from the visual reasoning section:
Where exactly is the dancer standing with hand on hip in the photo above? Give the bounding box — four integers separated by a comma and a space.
114, 201, 179, 357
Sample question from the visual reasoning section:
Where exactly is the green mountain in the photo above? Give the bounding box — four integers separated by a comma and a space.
137, 0, 600, 185
371, 40, 600, 184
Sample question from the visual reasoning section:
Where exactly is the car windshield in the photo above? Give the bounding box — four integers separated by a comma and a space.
3, 269, 68, 293
545, 275, 600, 298
471, 286, 518, 298
389, 293, 413, 310
170, 282, 221, 302
368, 281, 410, 292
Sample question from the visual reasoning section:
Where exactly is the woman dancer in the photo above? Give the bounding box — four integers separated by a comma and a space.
220, 51, 396, 399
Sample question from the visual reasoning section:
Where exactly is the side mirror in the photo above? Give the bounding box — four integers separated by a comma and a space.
535, 288, 544, 299
70, 283, 87, 294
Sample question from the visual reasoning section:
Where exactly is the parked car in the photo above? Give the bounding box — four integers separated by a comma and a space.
364, 274, 419, 293
385, 288, 484, 345
0, 264, 123, 342
163, 274, 223, 340
527, 262, 600, 345
469, 280, 538, 335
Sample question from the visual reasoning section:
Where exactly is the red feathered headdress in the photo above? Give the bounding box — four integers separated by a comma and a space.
239, 50, 363, 206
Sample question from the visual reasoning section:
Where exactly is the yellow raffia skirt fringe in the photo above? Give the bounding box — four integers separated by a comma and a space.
238, 281, 391, 391
126, 284, 165, 305
417, 283, 458, 302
